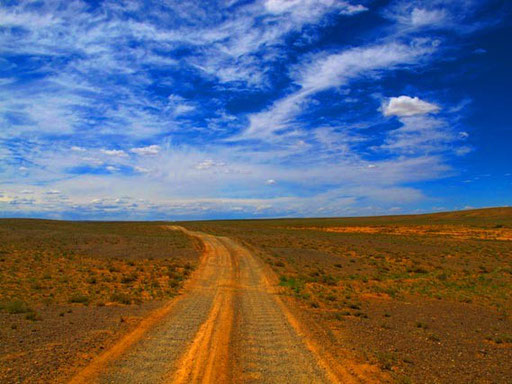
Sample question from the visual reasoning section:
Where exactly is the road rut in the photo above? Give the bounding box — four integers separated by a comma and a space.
70, 228, 336, 384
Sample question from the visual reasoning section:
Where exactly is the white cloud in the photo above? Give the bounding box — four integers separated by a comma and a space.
379, 115, 458, 155
382, 96, 440, 117
296, 42, 431, 92
130, 145, 161, 156
173, 104, 195, 115
195, 159, 226, 170
458, 131, 469, 139
81, 157, 104, 166
101, 149, 127, 157
0, 1, 484, 219
410, 8, 447, 27
455, 146, 472, 156
243, 40, 437, 140
134, 166, 150, 174
167, 95, 195, 116
264, 0, 367, 19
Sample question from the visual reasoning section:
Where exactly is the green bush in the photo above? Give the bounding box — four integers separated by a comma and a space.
25, 311, 42, 321
69, 294, 90, 304
4, 300, 32, 314
110, 292, 132, 305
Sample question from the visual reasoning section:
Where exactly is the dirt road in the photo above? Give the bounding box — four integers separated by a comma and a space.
69, 228, 343, 383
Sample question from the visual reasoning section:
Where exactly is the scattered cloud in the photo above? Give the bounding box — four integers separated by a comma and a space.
383, 0, 494, 33
380, 115, 453, 155
134, 166, 150, 174
455, 146, 472, 156
130, 145, 161, 156
410, 8, 447, 27
243, 40, 438, 140
0, 0, 503, 219
105, 165, 119, 172
264, 0, 367, 18
195, 159, 227, 170
101, 149, 128, 157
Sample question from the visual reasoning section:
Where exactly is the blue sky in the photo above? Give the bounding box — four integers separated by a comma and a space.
0, 0, 510, 220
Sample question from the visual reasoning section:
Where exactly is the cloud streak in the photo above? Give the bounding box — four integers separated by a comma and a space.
243, 40, 438, 140
0, 0, 500, 219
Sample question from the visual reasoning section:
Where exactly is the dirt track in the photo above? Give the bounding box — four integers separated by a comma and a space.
69, 228, 340, 383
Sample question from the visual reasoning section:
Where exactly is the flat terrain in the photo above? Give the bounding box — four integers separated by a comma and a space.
184, 207, 512, 383
70, 228, 381, 383
0, 207, 511, 383
0, 220, 200, 383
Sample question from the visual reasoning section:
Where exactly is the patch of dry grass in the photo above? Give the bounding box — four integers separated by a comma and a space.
181, 208, 512, 383
0, 220, 200, 309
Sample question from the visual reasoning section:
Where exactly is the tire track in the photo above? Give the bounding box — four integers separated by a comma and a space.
69, 227, 348, 383
221, 238, 334, 384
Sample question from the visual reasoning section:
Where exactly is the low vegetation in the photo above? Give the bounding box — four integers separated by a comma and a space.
1, 209, 510, 383
183, 207, 512, 383
0, 220, 201, 383
0, 220, 200, 309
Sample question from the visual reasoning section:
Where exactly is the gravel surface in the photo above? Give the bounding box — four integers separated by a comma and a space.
226, 238, 330, 383
71, 229, 337, 383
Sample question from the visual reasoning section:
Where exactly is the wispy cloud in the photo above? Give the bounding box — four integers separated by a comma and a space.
242, 40, 438, 140
130, 145, 161, 156
0, 0, 503, 219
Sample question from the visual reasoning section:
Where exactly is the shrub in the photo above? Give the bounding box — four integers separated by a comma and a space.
110, 292, 132, 305
427, 333, 440, 342
25, 312, 42, 321
415, 321, 428, 329
279, 276, 305, 294
321, 274, 338, 286
167, 270, 183, 281
69, 294, 90, 305
121, 273, 138, 284
4, 300, 32, 314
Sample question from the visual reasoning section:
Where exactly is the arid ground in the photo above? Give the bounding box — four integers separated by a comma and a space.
1, 208, 511, 383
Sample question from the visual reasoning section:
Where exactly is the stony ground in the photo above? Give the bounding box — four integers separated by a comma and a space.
0, 220, 200, 383
71, 228, 383, 383
184, 207, 512, 383
1, 208, 511, 383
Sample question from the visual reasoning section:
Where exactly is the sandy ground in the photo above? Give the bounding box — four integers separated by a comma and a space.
69, 227, 383, 383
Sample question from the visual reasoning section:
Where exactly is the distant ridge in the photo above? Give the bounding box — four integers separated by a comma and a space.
420, 207, 511, 219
